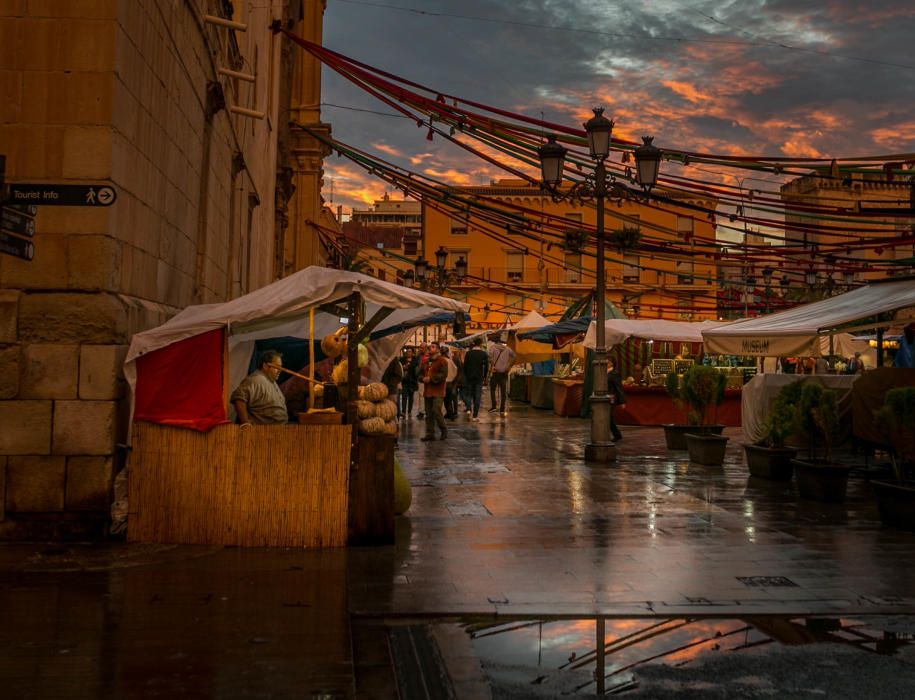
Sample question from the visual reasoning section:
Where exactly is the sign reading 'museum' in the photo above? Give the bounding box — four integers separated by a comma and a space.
741, 339, 771, 354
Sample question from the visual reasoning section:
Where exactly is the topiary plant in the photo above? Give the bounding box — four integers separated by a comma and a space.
665, 371, 688, 423
795, 382, 839, 462
682, 365, 726, 427
760, 380, 804, 448
874, 386, 915, 480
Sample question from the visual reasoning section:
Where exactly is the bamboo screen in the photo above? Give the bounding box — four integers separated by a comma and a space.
128, 423, 352, 547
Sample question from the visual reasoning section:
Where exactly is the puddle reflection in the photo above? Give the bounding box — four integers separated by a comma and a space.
465, 615, 915, 695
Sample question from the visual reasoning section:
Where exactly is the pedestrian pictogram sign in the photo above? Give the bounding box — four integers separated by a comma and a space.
7, 183, 118, 207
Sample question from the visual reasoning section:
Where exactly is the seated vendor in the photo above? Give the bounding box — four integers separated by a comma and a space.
231, 350, 288, 425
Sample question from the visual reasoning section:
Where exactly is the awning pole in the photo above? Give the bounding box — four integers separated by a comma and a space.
308, 307, 315, 410
877, 328, 885, 367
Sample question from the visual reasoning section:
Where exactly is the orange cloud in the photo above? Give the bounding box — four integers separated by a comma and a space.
781, 138, 825, 158
870, 122, 915, 147
422, 168, 475, 186
372, 142, 403, 158
663, 80, 711, 104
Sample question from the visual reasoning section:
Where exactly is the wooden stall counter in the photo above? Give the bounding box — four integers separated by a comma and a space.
553, 379, 584, 417
529, 375, 556, 410
129, 422, 353, 548
615, 385, 742, 427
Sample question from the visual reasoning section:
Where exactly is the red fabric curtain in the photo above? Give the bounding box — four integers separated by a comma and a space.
134, 329, 228, 432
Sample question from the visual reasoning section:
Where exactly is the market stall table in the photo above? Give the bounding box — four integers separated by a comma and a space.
529, 375, 555, 410
615, 385, 742, 427
553, 378, 584, 417
510, 373, 531, 402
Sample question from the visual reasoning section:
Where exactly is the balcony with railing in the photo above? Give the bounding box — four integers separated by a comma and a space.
464, 266, 597, 286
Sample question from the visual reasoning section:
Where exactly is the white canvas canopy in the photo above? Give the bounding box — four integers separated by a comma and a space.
583, 319, 730, 349
125, 266, 469, 419
702, 278, 915, 357
510, 310, 551, 331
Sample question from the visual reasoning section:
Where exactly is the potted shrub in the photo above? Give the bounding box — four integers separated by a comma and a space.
682, 366, 729, 466
790, 382, 850, 502
871, 386, 915, 530
743, 381, 802, 480
662, 369, 724, 449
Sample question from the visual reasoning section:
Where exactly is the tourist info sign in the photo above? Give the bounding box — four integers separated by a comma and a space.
7, 183, 117, 207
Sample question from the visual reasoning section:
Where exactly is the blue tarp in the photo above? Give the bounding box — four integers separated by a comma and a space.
516, 316, 594, 344
248, 312, 457, 374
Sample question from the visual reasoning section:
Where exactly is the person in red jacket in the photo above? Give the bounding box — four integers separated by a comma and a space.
421, 342, 449, 441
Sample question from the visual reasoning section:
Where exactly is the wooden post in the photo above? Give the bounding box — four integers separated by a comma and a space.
348, 435, 395, 545
346, 293, 361, 426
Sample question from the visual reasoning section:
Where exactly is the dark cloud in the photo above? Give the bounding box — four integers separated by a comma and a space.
320, 0, 915, 211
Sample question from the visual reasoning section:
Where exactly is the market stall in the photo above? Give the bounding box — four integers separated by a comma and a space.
516, 317, 591, 410
702, 278, 915, 440
123, 267, 468, 548
702, 278, 915, 359
581, 318, 739, 425
507, 310, 556, 364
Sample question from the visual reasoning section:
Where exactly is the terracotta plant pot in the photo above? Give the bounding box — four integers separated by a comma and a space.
743, 444, 798, 481
872, 481, 915, 531
663, 424, 724, 450
791, 459, 851, 503
686, 432, 730, 466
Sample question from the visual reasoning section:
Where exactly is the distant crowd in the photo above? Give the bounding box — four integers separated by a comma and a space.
382, 336, 517, 441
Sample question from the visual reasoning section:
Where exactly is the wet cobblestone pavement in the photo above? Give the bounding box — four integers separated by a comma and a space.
373, 406, 915, 619
2, 404, 915, 697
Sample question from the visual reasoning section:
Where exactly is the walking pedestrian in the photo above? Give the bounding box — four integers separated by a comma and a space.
416, 342, 430, 419
421, 342, 448, 441
399, 348, 418, 418
462, 337, 488, 421
487, 334, 516, 416
442, 347, 459, 420
607, 357, 626, 442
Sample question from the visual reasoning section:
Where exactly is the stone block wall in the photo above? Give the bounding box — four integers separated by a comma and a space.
0, 0, 291, 538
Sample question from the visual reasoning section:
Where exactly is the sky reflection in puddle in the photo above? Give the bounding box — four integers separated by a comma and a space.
466, 616, 915, 695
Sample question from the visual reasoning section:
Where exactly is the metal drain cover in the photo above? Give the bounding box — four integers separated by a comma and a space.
736, 576, 798, 588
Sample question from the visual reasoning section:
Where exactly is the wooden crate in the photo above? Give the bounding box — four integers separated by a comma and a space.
128, 423, 352, 547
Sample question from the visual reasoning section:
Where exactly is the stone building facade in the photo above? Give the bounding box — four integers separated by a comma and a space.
0, 0, 334, 537
780, 172, 915, 282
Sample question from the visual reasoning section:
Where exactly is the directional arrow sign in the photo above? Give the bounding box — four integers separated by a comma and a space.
7, 184, 117, 207
0, 206, 36, 237
0, 231, 35, 261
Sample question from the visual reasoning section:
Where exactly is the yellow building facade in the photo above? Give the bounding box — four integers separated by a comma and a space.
422, 180, 719, 329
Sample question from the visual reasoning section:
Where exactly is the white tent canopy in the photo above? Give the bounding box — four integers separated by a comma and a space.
125, 266, 470, 405
583, 319, 730, 349
702, 278, 915, 357
510, 310, 551, 331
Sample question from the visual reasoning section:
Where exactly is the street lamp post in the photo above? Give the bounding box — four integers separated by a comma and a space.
538, 109, 661, 463
762, 267, 773, 313
413, 251, 467, 295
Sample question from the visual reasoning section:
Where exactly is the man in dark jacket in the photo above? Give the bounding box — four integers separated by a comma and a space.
462, 337, 489, 421
606, 357, 626, 441
399, 348, 418, 418
382, 355, 404, 416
